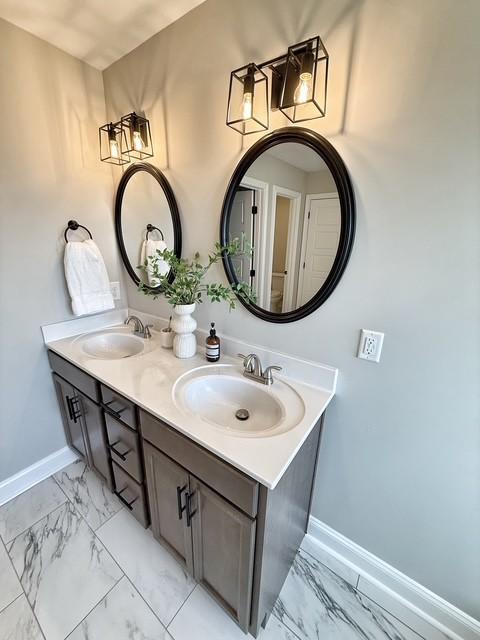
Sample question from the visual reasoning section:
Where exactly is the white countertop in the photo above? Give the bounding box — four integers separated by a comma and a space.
46, 324, 336, 489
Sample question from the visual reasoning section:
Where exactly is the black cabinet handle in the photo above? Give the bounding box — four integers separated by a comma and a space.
186, 490, 197, 527
66, 395, 74, 421
176, 484, 187, 520
115, 486, 138, 511
103, 400, 126, 420
109, 440, 132, 461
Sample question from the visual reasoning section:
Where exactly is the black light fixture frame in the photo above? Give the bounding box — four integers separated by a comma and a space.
226, 35, 329, 134
226, 63, 269, 135
99, 121, 130, 165
120, 111, 154, 160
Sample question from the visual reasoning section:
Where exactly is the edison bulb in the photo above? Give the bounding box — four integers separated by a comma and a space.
133, 130, 144, 152
294, 72, 313, 104
241, 92, 253, 120
109, 138, 120, 159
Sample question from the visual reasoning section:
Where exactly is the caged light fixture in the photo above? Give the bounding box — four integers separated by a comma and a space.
99, 111, 153, 164
226, 36, 329, 135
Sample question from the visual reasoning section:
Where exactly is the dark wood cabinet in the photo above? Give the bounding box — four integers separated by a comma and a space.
79, 392, 112, 489
144, 443, 193, 571
53, 373, 88, 460
190, 477, 256, 631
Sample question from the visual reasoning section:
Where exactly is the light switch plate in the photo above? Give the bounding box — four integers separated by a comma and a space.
110, 281, 121, 300
357, 329, 384, 362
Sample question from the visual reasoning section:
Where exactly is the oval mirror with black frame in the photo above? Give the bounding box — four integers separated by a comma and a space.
115, 162, 182, 292
220, 127, 355, 323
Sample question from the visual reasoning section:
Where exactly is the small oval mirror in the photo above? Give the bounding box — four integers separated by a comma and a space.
115, 162, 182, 290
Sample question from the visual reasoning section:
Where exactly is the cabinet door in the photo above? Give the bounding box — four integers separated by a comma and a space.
143, 442, 193, 571
78, 392, 112, 489
189, 477, 256, 632
52, 373, 87, 460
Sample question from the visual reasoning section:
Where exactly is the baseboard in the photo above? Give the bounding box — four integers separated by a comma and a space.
308, 516, 480, 640
0, 447, 78, 506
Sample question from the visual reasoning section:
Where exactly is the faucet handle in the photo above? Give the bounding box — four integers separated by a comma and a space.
263, 365, 282, 384
144, 324, 153, 339
237, 353, 255, 373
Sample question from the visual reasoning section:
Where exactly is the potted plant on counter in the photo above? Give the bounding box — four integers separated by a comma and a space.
139, 241, 253, 359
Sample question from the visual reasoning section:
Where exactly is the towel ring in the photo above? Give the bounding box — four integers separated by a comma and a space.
64, 220, 93, 243
145, 224, 164, 241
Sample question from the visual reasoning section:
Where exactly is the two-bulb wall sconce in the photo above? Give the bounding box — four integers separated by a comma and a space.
99, 112, 154, 165
226, 36, 329, 135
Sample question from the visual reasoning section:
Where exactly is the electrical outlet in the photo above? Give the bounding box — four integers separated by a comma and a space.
357, 329, 384, 362
110, 281, 121, 301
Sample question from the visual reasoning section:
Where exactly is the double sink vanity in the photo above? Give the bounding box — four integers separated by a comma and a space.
45, 315, 336, 636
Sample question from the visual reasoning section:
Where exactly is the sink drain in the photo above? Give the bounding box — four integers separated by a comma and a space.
235, 408, 250, 421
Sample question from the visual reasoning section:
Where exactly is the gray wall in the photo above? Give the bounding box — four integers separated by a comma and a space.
0, 19, 127, 482
103, 0, 480, 616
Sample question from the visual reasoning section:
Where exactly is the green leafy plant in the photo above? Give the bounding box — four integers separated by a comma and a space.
138, 240, 255, 310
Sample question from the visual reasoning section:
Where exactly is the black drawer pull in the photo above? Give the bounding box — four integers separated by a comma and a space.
176, 484, 187, 520
109, 440, 132, 461
66, 395, 74, 421
103, 400, 126, 419
66, 395, 82, 423
115, 486, 138, 511
186, 490, 197, 527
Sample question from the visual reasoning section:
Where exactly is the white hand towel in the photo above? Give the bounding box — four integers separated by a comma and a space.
64, 239, 115, 316
140, 239, 168, 286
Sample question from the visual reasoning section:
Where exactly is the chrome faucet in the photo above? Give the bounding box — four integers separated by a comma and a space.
125, 315, 153, 339
238, 353, 282, 386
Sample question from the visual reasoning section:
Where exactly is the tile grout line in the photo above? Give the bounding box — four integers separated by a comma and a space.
123, 573, 177, 634
299, 544, 359, 589
0, 534, 47, 640
271, 610, 305, 640
0, 592, 23, 617
166, 583, 199, 632
63, 574, 124, 639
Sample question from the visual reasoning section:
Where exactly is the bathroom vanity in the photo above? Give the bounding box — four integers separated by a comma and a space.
46, 324, 335, 636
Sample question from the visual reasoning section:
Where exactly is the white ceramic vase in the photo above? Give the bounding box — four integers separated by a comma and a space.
171, 303, 197, 358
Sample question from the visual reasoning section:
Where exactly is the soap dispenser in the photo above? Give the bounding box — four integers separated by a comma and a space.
205, 322, 220, 362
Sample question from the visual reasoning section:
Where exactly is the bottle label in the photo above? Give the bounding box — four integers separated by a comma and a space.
206, 344, 220, 359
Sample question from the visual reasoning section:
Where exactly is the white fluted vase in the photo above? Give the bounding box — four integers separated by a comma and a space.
171, 304, 197, 358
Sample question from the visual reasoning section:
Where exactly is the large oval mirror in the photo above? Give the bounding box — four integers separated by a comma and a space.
115, 162, 182, 290
220, 128, 355, 323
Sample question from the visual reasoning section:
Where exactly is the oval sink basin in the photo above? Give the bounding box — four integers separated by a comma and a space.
173, 365, 305, 437
82, 332, 144, 359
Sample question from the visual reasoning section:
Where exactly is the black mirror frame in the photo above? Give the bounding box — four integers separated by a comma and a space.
220, 127, 356, 323
115, 162, 182, 292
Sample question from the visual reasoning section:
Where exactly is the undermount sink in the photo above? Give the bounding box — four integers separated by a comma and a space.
81, 331, 145, 359
173, 364, 305, 437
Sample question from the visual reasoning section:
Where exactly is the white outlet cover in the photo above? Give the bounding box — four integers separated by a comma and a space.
357, 329, 384, 362
110, 281, 121, 301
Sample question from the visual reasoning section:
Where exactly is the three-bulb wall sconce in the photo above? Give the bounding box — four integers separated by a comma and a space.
99, 112, 154, 165
226, 36, 329, 135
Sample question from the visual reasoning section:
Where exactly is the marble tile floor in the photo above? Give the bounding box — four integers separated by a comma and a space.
0, 460, 448, 640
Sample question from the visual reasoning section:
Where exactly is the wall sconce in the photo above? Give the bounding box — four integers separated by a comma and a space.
99, 112, 153, 164
99, 122, 129, 165
226, 35, 329, 135
120, 112, 154, 160
226, 63, 269, 135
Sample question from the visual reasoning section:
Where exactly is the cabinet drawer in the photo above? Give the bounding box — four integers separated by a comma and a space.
48, 351, 99, 402
105, 414, 143, 482
140, 410, 258, 518
112, 462, 149, 528
101, 384, 137, 430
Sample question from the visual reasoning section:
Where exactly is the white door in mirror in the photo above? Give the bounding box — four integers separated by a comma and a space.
357, 329, 384, 362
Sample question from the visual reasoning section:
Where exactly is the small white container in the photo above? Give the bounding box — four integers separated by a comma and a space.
160, 328, 174, 349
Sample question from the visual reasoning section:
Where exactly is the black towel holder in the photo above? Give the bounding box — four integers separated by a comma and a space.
145, 223, 164, 241
64, 220, 93, 243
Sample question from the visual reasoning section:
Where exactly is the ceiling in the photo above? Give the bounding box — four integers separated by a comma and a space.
0, 0, 206, 69
266, 144, 328, 174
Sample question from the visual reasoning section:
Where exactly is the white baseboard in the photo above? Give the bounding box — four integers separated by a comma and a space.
0, 447, 78, 506
308, 516, 480, 640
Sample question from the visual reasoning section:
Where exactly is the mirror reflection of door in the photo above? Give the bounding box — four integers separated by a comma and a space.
230, 188, 255, 286
297, 194, 341, 307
